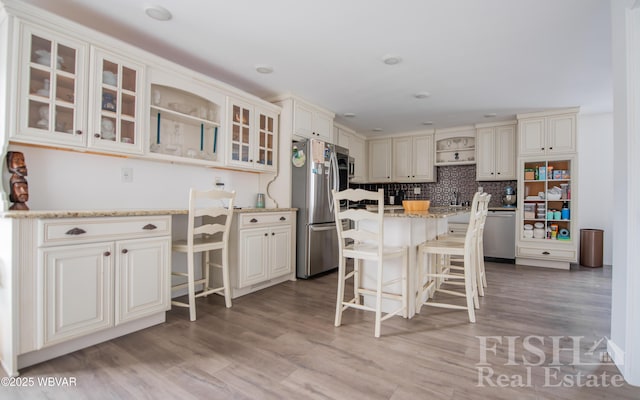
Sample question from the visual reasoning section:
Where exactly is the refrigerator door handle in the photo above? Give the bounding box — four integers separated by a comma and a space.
309, 224, 336, 232
328, 152, 339, 213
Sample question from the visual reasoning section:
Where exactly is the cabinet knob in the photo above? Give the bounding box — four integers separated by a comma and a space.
407, 175, 410, 178
542, 251, 550, 255
94, 133, 101, 138
279, 216, 286, 221
549, 147, 553, 150
142, 223, 157, 230
541, 147, 545, 150
497, 172, 501, 175
250, 218, 258, 223
122, 249, 128, 254
491, 172, 494, 175
264, 233, 268, 236
65, 227, 86, 235
104, 251, 111, 257
75, 130, 83, 135
272, 232, 275, 236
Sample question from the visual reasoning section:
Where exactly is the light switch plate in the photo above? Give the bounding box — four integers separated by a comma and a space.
122, 167, 133, 183
414, 187, 421, 195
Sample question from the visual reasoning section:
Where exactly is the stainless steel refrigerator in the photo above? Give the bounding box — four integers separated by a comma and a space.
292, 139, 349, 278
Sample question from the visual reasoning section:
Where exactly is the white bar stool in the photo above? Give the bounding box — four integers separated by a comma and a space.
332, 188, 409, 338
171, 188, 235, 321
415, 193, 488, 323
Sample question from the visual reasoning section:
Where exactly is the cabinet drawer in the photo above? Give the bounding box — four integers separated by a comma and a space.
516, 245, 576, 262
39, 216, 171, 246
239, 212, 293, 228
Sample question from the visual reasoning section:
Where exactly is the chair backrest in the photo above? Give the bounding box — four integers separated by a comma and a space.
332, 188, 385, 257
187, 188, 236, 248
463, 192, 489, 249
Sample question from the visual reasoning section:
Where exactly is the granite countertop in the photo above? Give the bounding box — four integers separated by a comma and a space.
1, 207, 297, 219
380, 206, 471, 219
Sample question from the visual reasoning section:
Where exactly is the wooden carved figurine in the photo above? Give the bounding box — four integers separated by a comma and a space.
6, 151, 29, 210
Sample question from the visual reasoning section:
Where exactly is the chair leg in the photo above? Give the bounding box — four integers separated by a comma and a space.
222, 247, 232, 308
203, 250, 211, 297
335, 256, 346, 327
187, 252, 197, 321
374, 259, 384, 338
402, 249, 408, 318
353, 258, 361, 305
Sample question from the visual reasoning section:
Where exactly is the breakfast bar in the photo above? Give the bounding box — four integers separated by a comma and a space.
359, 206, 470, 318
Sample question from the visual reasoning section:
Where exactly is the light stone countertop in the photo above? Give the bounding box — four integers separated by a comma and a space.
1, 207, 297, 219
377, 206, 471, 219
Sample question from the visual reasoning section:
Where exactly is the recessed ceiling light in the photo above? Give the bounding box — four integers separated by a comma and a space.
255, 65, 274, 74
422, 121, 433, 125
381, 55, 401, 65
372, 128, 383, 132
343, 112, 356, 118
414, 92, 431, 99
145, 5, 172, 21
484, 113, 497, 118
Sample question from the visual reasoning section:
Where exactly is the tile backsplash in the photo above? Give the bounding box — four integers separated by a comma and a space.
350, 165, 516, 207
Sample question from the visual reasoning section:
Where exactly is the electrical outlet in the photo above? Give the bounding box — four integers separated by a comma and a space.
122, 167, 133, 183
414, 187, 421, 195
478, 186, 483, 193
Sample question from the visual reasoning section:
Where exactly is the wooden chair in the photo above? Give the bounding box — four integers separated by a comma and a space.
437, 193, 491, 296
415, 192, 489, 323
332, 188, 408, 338
171, 188, 235, 321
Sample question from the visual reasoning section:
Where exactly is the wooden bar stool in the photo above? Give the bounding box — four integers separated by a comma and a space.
332, 188, 409, 338
415, 193, 488, 323
171, 188, 235, 321
437, 193, 491, 296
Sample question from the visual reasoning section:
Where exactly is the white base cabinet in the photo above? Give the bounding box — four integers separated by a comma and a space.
229, 211, 296, 298
0, 215, 170, 376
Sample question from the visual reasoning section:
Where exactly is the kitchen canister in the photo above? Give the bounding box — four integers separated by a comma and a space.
256, 193, 265, 208
554, 210, 561, 220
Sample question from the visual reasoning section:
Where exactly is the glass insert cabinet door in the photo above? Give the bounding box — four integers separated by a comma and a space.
89, 48, 144, 153
256, 110, 277, 169
21, 26, 86, 146
230, 102, 252, 164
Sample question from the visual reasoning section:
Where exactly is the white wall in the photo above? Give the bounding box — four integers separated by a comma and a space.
577, 113, 614, 265
8, 144, 261, 210
609, 0, 640, 386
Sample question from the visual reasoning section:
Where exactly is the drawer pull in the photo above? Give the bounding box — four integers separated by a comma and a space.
65, 227, 87, 235
250, 218, 258, 223
279, 216, 286, 221
122, 249, 128, 254
104, 251, 111, 257
542, 251, 550, 255
142, 223, 158, 230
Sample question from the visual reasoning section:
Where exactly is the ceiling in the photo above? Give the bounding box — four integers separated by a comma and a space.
16, 0, 612, 137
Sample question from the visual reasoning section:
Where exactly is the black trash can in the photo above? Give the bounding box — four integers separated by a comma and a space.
580, 229, 604, 268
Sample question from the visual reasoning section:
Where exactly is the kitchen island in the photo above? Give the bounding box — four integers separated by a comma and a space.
358, 206, 470, 318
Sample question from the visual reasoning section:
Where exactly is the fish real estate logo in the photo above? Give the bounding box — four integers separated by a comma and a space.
475, 335, 625, 388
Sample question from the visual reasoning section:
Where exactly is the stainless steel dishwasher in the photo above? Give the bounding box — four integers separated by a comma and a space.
483, 210, 516, 261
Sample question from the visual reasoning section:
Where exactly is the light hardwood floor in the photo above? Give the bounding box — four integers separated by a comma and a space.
4, 262, 640, 399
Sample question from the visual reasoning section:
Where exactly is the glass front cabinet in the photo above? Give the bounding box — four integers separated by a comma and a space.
17, 24, 87, 147
227, 97, 277, 172
516, 155, 577, 269
88, 48, 144, 154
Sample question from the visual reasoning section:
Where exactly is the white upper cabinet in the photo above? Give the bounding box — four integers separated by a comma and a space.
392, 134, 435, 182
15, 23, 88, 147
476, 123, 516, 181
87, 47, 145, 154
517, 109, 578, 156
289, 97, 334, 142
227, 96, 278, 172
13, 21, 146, 155
368, 138, 392, 182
